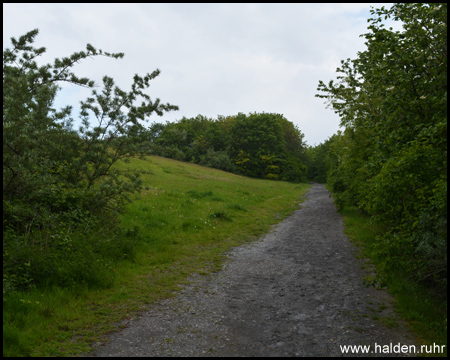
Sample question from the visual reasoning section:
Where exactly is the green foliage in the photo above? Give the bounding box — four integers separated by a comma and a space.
233, 149, 251, 174
278, 156, 306, 183
198, 148, 237, 173
149, 114, 223, 162
3, 215, 144, 292
228, 112, 285, 178
3, 29, 178, 293
340, 205, 447, 353
229, 112, 307, 181
305, 136, 337, 183
316, 4, 447, 291
147, 112, 308, 182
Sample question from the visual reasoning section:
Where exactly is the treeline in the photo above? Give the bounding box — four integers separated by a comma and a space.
312, 4, 447, 294
304, 137, 335, 183
139, 112, 308, 182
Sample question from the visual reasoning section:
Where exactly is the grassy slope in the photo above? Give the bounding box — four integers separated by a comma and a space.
3, 156, 310, 357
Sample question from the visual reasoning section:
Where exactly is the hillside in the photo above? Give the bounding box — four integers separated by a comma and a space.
3, 155, 310, 357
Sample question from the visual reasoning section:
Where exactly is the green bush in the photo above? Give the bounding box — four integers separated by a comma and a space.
316, 4, 447, 291
198, 148, 237, 172
3, 216, 145, 293
3, 29, 177, 294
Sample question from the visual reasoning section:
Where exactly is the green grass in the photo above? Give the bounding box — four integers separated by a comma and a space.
3, 155, 310, 357
338, 205, 447, 357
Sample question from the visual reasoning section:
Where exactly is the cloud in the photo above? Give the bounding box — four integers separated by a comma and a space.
3, 3, 396, 145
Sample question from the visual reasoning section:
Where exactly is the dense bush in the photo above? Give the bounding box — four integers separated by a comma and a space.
3, 29, 178, 293
198, 148, 237, 172
304, 136, 336, 183
316, 3, 447, 290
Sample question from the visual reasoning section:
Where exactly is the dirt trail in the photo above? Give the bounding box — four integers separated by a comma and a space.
89, 184, 417, 357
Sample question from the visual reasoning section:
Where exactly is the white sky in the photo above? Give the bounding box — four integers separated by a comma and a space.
3, 3, 399, 145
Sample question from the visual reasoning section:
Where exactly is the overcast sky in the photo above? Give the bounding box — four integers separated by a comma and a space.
3, 3, 398, 145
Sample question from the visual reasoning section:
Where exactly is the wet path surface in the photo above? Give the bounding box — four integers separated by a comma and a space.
90, 184, 417, 357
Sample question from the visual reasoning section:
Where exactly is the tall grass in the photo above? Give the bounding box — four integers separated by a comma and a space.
339, 206, 447, 357
3, 155, 310, 357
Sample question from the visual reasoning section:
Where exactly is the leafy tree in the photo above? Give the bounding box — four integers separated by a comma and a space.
228, 112, 306, 180
277, 115, 308, 182
233, 149, 251, 174
136, 121, 167, 154
316, 4, 447, 289
151, 115, 221, 162
279, 116, 307, 161
3, 29, 178, 291
4, 29, 178, 229
198, 147, 237, 173
305, 136, 336, 183
279, 156, 307, 183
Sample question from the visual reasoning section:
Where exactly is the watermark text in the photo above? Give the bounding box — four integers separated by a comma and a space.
340, 342, 445, 355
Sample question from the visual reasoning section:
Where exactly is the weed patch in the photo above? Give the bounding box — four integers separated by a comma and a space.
208, 210, 232, 222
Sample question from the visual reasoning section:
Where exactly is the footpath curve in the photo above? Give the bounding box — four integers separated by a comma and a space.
90, 183, 417, 357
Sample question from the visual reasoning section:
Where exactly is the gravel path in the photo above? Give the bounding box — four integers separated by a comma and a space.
89, 183, 417, 357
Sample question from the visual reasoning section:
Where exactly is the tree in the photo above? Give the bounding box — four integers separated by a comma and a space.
305, 136, 336, 183
316, 4, 447, 289
228, 112, 279, 177
3, 28, 178, 230
140, 111, 307, 182
228, 112, 307, 180
3, 29, 178, 291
